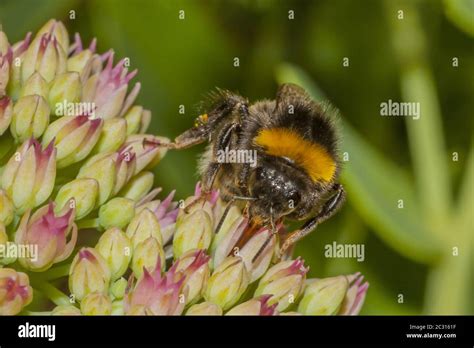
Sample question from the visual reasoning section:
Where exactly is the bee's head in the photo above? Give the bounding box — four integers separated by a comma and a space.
248, 158, 305, 223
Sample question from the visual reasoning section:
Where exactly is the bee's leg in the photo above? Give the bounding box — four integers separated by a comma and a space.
183, 122, 240, 213
278, 183, 346, 257
168, 92, 248, 150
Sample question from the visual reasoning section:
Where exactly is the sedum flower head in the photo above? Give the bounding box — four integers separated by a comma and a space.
0, 20, 368, 316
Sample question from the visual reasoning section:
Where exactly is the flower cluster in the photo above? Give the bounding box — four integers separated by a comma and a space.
0, 20, 368, 316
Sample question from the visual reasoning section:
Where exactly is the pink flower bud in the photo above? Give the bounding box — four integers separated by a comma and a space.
42, 115, 103, 168
124, 261, 186, 315
0, 268, 33, 315
15, 202, 77, 271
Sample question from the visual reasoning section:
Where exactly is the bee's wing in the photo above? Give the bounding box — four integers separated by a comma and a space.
274, 83, 312, 110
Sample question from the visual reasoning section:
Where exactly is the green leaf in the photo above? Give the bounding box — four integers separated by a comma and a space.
276, 63, 441, 264
444, 0, 474, 37
386, 1, 452, 238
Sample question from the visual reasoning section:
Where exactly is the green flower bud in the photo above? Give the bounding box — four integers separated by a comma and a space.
2, 139, 56, 214
77, 152, 116, 205
11, 95, 50, 142
80, 292, 112, 315
131, 236, 165, 278
42, 116, 103, 168
126, 208, 163, 248
186, 302, 222, 316
22, 33, 67, 83
99, 197, 135, 230
51, 305, 81, 316
36, 19, 69, 52
92, 118, 127, 154
124, 106, 151, 135
110, 277, 128, 300
173, 209, 213, 259
119, 171, 154, 202
124, 105, 143, 135
96, 227, 132, 280
69, 247, 111, 301
297, 276, 349, 315
20, 72, 49, 99
139, 110, 151, 134
0, 189, 14, 226
67, 49, 94, 83
54, 178, 99, 220
255, 258, 309, 311
204, 256, 249, 310
49, 72, 82, 115
0, 96, 13, 135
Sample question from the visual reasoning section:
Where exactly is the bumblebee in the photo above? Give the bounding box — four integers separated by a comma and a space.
168, 83, 345, 259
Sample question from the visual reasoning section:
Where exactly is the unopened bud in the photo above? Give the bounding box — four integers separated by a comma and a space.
11, 95, 50, 142
119, 171, 154, 202
69, 248, 111, 301
92, 118, 127, 154
173, 209, 213, 259
49, 72, 82, 114
20, 72, 49, 99
225, 295, 278, 316
298, 276, 349, 315
126, 208, 163, 248
80, 292, 112, 315
54, 178, 99, 220
96, 228, 132, 281
255, 258, 309, 311
131, 236, 165, 278
186, 302, 222, 316
99, 197, 135, 230
204, 256, 249, 310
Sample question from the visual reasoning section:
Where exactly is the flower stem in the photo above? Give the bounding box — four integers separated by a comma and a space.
32, 281, 70, 306
77, 218, 100, 229
43, 264, 71, 280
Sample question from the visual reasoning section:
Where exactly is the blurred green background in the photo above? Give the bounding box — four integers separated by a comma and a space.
1, 0, 472, 315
